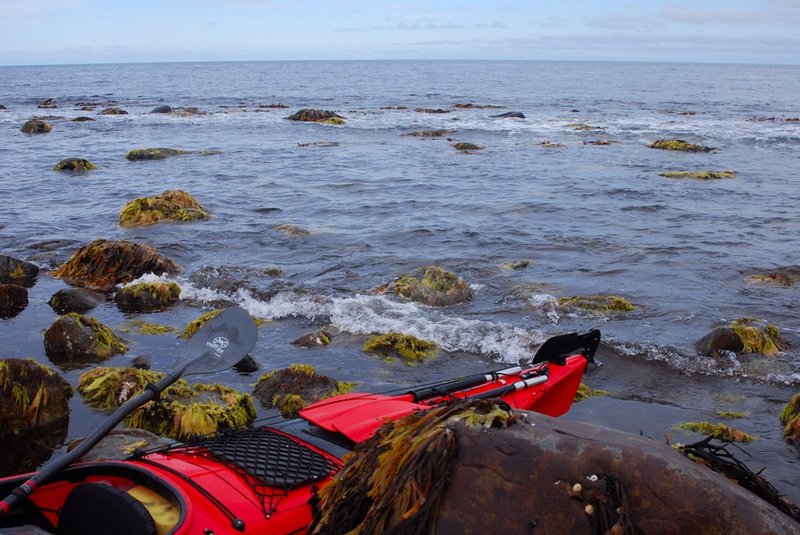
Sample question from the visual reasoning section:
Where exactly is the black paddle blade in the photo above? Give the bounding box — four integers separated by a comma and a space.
531, 329, 601, 365
176, 306, 258, 376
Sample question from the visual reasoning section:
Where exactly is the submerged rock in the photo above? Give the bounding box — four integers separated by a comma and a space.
271, 224, 310, 238
114, 281, 181, 312
52, 239, 180, 291
648, 139, 715, 152
52, 158, 97, 172
37, 98, 57, 109
150, 105, 173, 113
254, 364, 354, 418
362, 332, 437, 364
697, 318, 786, 357
453, 103, 503, 109
0, 358, 72, 434
452, 142, 483, 151
745, 269, 796, 287
285, 109, 345, 124
414, 107, 450, 114
20, 119, 52, 134
71, 116, 95, 122
403, 129, 456, 137
118, 319, 177, 336
119, 189, 210, 226
44, 313, 128, 366
0, 253, 39, 287
0, 284, 28, 319
78, 367, 255, 440
98, 107, 128, 115
310, 400, 800, 534
125, 147, 190, 160
48, 287, 105, 314
293, 330, 332, 347
378, 266, 472, 307
659, 170, 736, 180
491, 111, 525, 118
781, 394, 800, 447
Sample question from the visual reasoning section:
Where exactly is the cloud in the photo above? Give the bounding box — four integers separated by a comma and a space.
662, 3, 800, 25
585, 14, 660, 30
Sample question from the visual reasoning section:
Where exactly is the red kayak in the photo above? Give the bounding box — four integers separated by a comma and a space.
0, 329, 600, 535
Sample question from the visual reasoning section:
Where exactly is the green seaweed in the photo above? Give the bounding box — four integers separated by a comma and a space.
574, 383, 608, 402
717, 411, 746, 419
118, 319, 177, 335
659, 170, 736, 180
182, 309, 223, 339
363, 332, 437, 364
677, 421, 755, 442
558, 295, 635, 314
52, 158, 97, 172
119, 190, 210, 227
731, 318, 785, 355
452, 142, 483, 151
648, 139, 714, 152
390, 266, 472, 307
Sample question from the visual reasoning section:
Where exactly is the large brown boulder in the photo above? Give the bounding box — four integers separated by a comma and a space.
0, 358, 73, 434
311, 401, 799, 535
0, 253, 39, 287
0, 284, 28, 319
52, 239, 180, 291
376, 266, 472, 306
119, 190, 210, 227
44, 313, 128, 366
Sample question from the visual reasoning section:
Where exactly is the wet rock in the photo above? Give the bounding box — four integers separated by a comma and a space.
44, 313, 128, 366
491, 111, 525, 118
659, 170, 736, 180
130, 355, 151, 370
125, 147, 190, 160
0, 418, 69, 477
71, 116, 95, 122
37, 98, 57, 109
114, 281, 181, 312
310, 400, 800, 535
172, 107, 205, 116
254, 364, 353, 418
119, 189, 210, 226
257, 103, 289, 109
648, 138, 715, 152
150, 105, 173, 113
558, 294, 635, 314
746, 271, 794, 286
502, 259, 532, 270
98, 107, 128, 115
377, 265, 472, 307
0, 104, 7, 110
0, 253, 39, 287
453, 103, 503, 109
69, 428, 174, 461
297, 141, 340, 148
585, 139, 617, 145
362, 332, 437, 364
293, 330, 332, 347
272, 223, 310, 238
565, 122, 603, 131
233, 354, 260, 374
285, 108, 345, 124
20, 119, 52, 134
52, 238, 180, 291
0, 358, 73, 434
697, 318, 786, 357
452, 142, 483, 151
0, 284, 28, 319
537, 140, 566, 148
78, 366, 255, 440
413, 107, 450, 114
781, 394, 800, 447
403, 129, 456, 137
48, 287, 105, 314
52, 158, 97, 172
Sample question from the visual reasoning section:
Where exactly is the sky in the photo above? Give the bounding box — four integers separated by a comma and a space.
1, 0, 799, 65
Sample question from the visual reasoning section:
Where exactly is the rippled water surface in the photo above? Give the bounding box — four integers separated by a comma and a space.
1, 60, 799, 499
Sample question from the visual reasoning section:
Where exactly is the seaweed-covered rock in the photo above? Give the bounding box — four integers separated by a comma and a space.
293, 330, 332, 347
781, 394, 800, 446
0, 358, 73, 434
0, 254, 39, 287
414, 108, 450, 114
502, 259, 532, 270
52, 239, 180, 291
362, 332, 437, 363
310, 400, 800, 535
181, 309, 223, 339
452, 142, 483, 151
125, 147, 190, 161
677, 421, 756, 442
285, 109, 345, 124
78, 367, 255, 440
648, 139, 715, 152
98, 107, 128, 115
491, 111, 525, 118
746, 270, 795, 287
44, 313, 128, 366
71, 116, 95, 122
52, 158, 97, 172
150, 105, 173, 113
38, 98, 57, 109
48, 287, 105, 314
659, 170, 735, 180
697, 318, 786, 357
119, 189, 210, 227
114, 281, 181, 312
558, 294, 635, 314
20, 119, 52, 134
254, 364, 353, 418
0, 284, 28, 319
378, 266, 472, 307
69, 428, 174, 461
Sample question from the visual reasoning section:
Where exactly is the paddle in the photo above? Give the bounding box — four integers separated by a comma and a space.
0, 306, 258, 516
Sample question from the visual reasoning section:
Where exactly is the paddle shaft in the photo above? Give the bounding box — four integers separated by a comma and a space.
408, 365, 523, 402
0, 369, 183, 515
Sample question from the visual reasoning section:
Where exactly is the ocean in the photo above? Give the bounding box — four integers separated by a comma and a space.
1, 60, 799, 499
